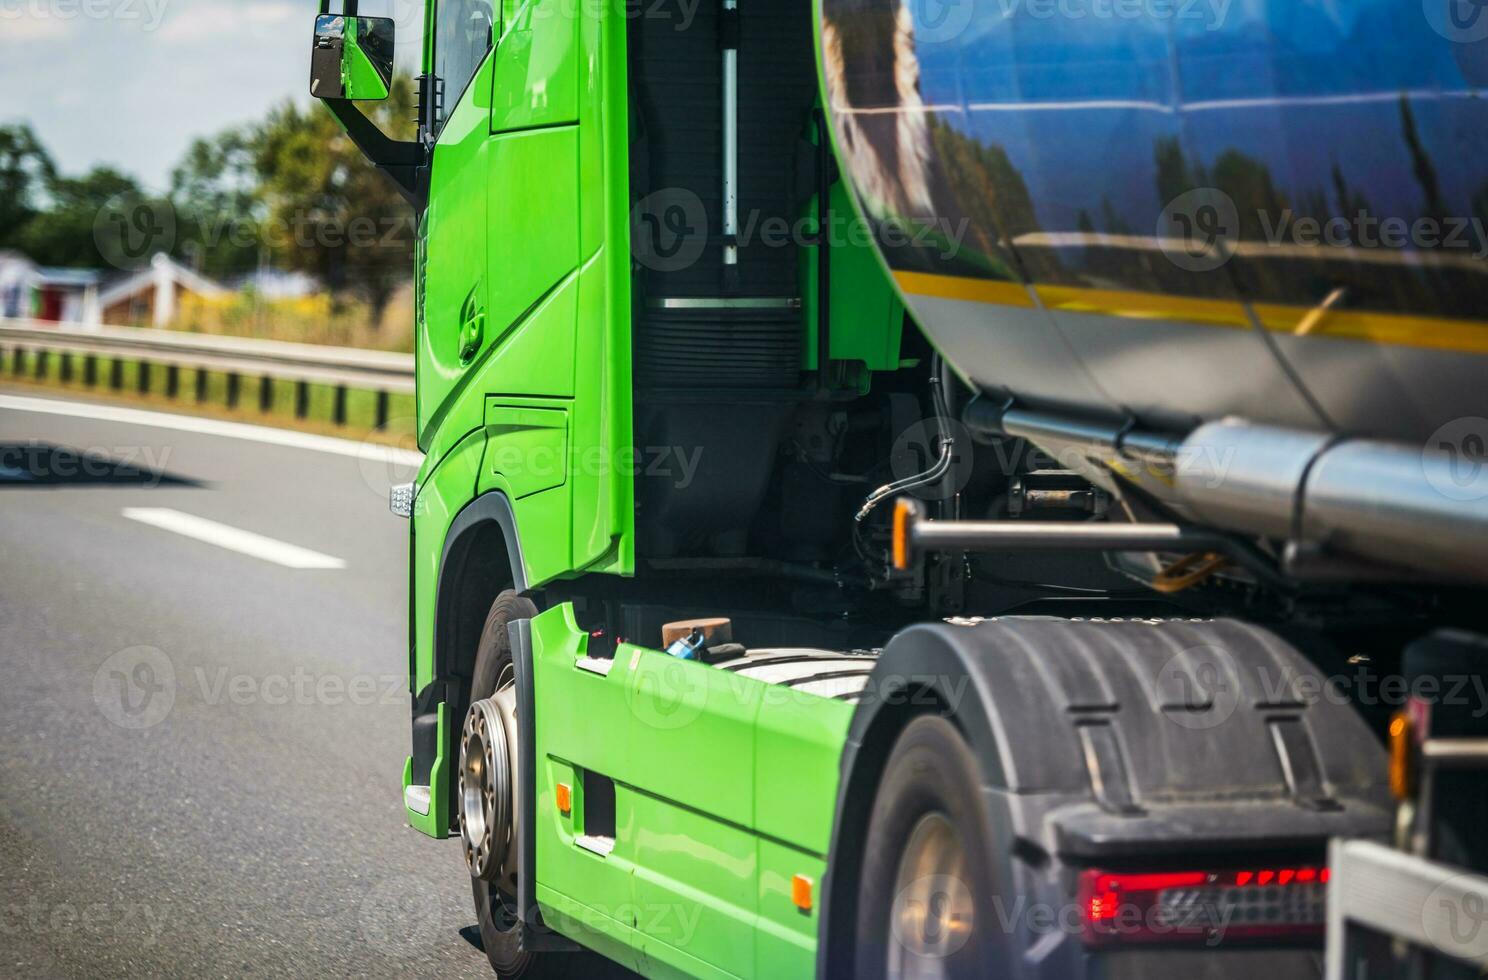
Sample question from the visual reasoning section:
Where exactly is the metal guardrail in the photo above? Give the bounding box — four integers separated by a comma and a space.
0, 319, 414, 392
0, 318, 414, 428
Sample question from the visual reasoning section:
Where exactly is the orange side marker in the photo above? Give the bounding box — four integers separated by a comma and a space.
556, 783, 572, 816
791, 874, 813, 912
892, 498, 913, 571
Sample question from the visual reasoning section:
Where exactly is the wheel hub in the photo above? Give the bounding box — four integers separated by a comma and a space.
458, 683, 520, 886
888, 812, 976, 979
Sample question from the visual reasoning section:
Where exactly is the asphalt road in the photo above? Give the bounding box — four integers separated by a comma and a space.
0, 388, 498, 978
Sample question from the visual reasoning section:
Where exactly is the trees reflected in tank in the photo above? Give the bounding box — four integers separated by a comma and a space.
820, 0, 1488, 329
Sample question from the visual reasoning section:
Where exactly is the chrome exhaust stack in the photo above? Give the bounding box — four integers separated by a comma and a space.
1175, 420, 1488, 584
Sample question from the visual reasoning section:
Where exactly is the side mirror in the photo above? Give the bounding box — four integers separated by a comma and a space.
309, 14, 395, 101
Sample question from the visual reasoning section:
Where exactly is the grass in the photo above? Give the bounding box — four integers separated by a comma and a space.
0, 347, 418, 449
170, 288, 415, 353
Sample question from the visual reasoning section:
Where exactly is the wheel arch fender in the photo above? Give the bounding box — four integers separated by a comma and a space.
817, 617, 1392, 978
817, 621, 1032, 979
411, 490, 529, 830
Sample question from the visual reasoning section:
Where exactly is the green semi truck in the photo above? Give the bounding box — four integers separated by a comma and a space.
310, 1, 1488, 977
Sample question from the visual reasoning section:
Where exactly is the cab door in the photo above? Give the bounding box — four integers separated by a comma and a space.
483, 0, 580, 387
416, 0, 496, 449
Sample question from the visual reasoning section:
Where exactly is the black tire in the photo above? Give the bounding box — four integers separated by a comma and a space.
853, 715, 1000, 980
465, 591, 629, 979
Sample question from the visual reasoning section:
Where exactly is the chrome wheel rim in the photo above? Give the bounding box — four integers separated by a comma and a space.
887, 812, 976, 980
458, 670, 519, 886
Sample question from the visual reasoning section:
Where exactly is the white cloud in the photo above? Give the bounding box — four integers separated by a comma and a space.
156, 3, 221, 42
158, 0, 302, 43
0, 15, 74, 42
243, 1, 294, 26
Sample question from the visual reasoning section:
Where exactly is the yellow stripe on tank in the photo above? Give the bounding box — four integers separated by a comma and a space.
894, 271, 1488, 355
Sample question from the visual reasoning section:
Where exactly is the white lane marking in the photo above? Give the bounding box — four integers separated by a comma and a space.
121, 507, 347, 569
0, 394, 423, 467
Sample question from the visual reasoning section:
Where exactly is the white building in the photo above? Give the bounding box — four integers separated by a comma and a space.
97, 252, 227, 328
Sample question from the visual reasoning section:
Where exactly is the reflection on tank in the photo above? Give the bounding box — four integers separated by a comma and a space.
821, 0, 1488, 327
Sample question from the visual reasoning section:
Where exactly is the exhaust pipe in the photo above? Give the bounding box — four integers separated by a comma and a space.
1175, 420, 1488, 584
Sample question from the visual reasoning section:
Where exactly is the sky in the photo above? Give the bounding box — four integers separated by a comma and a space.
0, 0, 425, 192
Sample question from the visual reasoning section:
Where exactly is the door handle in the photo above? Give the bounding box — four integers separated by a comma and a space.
458, 307, 485, 365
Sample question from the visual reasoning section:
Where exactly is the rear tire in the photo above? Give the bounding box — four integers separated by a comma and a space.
464, 591, 628, 979
854, 715, 1000, 980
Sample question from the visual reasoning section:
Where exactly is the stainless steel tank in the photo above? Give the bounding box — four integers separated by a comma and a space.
819, 0, 1488, 445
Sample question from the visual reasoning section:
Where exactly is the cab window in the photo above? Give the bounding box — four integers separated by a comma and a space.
432, 0, 494, 132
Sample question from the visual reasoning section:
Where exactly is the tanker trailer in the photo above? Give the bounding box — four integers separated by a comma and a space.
820, 0, 1488, 977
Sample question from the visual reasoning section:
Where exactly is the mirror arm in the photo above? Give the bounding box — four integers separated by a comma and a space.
322, 98, 428, 211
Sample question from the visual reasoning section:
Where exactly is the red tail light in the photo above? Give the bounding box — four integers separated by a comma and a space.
1077, 866, 1329, 947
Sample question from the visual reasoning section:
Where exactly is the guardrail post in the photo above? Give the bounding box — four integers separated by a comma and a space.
260, 375, 272, 413
10, 347, 20, 376
333, 385, 348, 426
195, 368, 207, 403
375, 391, 389, 430
34, 349, 47, 380
166, 365, 179, 399
84, 355, 97, 387
60, 352, 72, 384
226, 372, 240, 409
109, 359, 123, 390
137, 361, 151, 395
295, 381, 309, 419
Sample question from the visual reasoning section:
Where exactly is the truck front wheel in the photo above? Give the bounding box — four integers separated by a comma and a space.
461, 591, 627, 979
854, 714, 1000, 980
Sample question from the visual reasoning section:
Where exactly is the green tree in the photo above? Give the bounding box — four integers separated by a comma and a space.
252, 76, 417, 329
170, 127, 263, 280
17, 165, 155, 268
0, 123, 57, 250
